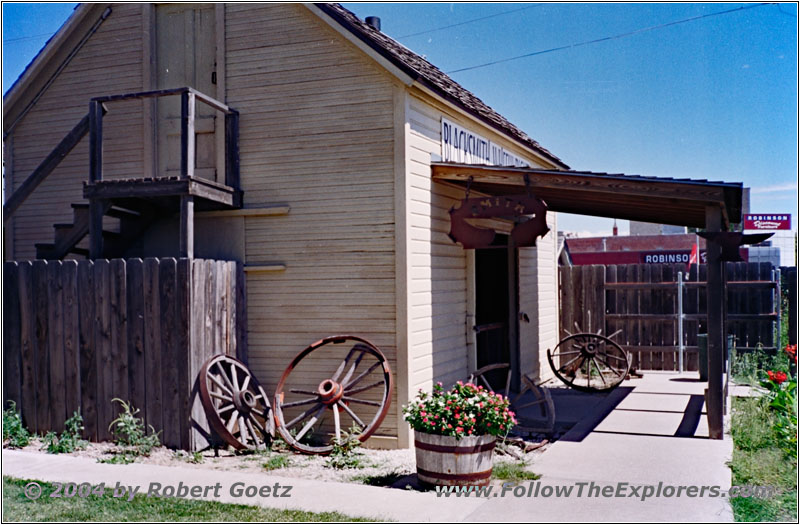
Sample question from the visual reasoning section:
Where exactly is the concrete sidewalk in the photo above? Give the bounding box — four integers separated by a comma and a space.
2, 372, 733, 522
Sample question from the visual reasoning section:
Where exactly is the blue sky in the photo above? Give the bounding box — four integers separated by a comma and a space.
3, 2, 797, 236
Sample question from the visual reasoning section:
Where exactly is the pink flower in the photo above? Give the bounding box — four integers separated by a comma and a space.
423, 417, 428, 423
447, 423, 452, 429
455, 426, 463, 433
468, 429, 473, 435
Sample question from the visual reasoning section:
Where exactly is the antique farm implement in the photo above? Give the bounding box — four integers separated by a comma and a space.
198, 335, 392, 454
468, 323, 632, 437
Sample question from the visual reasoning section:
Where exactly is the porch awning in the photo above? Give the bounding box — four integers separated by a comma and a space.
431, 162, 743, 229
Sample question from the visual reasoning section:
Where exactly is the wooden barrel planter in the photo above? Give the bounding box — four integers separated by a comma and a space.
414, 431, 496, 487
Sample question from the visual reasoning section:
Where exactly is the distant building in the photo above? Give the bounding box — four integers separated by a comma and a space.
561, 232, 717, 266
629, 221, 686, 236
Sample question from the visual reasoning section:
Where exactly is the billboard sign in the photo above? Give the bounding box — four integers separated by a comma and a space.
743, 214, 791, 231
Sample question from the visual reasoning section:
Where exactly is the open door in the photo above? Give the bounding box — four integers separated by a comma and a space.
155, 4, 219, 181
474, 234, 519, 390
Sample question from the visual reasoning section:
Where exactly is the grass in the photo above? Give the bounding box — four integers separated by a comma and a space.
2, 477, 376, 522
491, 460, 540, 482
729, 397, 798, 522
263, 454, 291, 471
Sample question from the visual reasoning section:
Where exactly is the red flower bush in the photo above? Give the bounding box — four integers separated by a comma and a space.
785, 344, 797, 363
403, 381, 517, 438
767, 370, 788, 385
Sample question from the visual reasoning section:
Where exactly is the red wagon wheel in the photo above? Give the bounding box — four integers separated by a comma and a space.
547, 333, 631, 393
468, 363, 555, 435
273, 335, 393, 454
198, 355, 273, 451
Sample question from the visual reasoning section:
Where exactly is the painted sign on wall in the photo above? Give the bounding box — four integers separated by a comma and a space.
441, 118, 529, 167
743, 214, 792, 230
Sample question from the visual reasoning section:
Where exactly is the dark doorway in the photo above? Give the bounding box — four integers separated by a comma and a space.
474, 235, 514, 390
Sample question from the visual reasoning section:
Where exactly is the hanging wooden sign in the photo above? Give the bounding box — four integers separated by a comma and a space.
448, 194, 549, 249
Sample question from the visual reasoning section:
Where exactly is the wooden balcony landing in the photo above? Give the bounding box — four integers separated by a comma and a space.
83, 175, 242, 211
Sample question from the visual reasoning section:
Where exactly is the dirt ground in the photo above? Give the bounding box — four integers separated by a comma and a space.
8, 436, 550, 488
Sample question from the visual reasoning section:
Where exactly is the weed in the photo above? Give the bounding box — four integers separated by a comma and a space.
2, 401, 31, 449
264, 454, 291, 471
325, 426, 366, 470
41, 412, 87, 454
101, 399, 161, 464
492, 460, 540, 481
173, 450, 204, 464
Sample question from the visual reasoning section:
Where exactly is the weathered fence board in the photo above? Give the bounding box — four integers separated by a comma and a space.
3, 258, 244, 450
560, 262, 781, 371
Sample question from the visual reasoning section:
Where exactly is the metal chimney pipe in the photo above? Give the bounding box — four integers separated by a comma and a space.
365, 16, 381, 31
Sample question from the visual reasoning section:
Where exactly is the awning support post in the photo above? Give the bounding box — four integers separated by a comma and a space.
705, 206, 725, 439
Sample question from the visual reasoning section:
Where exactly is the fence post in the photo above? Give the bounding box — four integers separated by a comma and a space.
678, 270, 684, 373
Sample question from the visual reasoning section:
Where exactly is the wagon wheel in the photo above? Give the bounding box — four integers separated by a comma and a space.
274, 335, 393, 454
468, 364, 555, 435
547, 333, 631, 393
198, 354, 274, 451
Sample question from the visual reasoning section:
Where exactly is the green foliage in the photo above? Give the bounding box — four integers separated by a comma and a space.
2, 402, 31, 449
730, 397, 798, 522
101, 399, 160, 464
2, 477, 376, 522
492, 460, 540, 482
263, 454, 291, 471
403, 381, 516, 438
173, 450, 204, 464
325, 426, 366, 470
760, 374, 798, 457
41, 412, 88, 454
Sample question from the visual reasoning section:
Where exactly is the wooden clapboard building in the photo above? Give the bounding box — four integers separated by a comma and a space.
3, 3, 744, 447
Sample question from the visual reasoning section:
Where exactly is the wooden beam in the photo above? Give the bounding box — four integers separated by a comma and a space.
180, 196, 194, 259
3, 114, 90, 221
180, 91, 195, 180
432, 163, 732, 204
225, 111, 240, 190
89, 101, 104, 183
88, 199, 105, 259
705, 206, 725, 440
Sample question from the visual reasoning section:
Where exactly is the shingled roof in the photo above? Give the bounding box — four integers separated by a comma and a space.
316, 4, 569, 169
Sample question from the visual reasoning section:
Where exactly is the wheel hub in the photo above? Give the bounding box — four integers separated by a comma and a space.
234, 389, 257, 415
317, 379, 344, 405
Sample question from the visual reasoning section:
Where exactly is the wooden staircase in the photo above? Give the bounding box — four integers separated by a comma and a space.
35, 201, 156, 260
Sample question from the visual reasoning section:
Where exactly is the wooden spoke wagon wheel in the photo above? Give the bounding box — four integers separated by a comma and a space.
547, 333, 631, 393
273, 335, 393, 454
468, 363, 555, 435
198, 355, 274, 451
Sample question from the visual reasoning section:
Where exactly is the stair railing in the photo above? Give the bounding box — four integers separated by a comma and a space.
89, 87, 239, 189
3, 111, 97, 221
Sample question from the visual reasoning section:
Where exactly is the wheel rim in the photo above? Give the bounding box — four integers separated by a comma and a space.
547, 333, 631, 393
198, 354, 273, 451
469, 364, 555, 435
273, 335, 393, 454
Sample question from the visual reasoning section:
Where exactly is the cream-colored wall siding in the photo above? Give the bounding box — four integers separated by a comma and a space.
518, 212, 559, 382
405, 88, 561, 392
8, 4, 145, 260
224, 4, 399, 442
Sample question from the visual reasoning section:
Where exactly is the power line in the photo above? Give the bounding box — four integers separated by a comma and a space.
3, 32, 56, 44
396, 4, 541, 39
447, 3, 772, 74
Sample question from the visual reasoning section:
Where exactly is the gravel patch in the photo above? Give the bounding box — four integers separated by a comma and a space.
6, 437, 549, 487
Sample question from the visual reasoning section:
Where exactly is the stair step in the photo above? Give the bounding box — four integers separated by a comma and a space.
71, 203, 142, 221
69, 247, 89, 257
35, 243, 56, 259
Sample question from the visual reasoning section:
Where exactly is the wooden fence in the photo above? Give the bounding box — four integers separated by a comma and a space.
559, 262, 780, 371
3, 258, 246, 449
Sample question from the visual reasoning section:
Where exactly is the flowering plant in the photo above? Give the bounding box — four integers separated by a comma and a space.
403, 381, 517, 438
785, 343, 797, 363
767, 370, 788, 385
